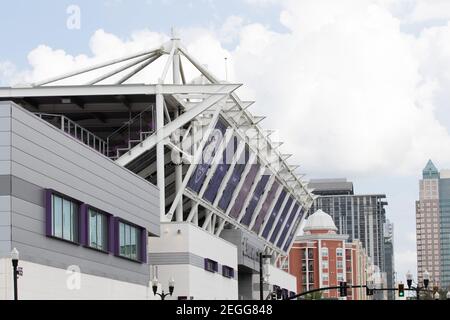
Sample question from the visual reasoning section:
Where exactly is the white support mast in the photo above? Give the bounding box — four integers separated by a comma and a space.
172, 28, 184, 222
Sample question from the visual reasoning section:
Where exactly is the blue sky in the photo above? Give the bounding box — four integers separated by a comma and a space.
3, 0, 450, 289
0, 0, 285, 68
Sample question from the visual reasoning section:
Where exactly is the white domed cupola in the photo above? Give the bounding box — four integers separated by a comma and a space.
303, 209, 338, 234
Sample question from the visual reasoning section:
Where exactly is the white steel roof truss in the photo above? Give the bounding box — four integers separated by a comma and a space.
236, 166, 266, 224
248, 174, 277, 230
165, 107, 222, 221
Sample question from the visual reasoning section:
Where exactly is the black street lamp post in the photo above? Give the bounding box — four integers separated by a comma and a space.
406, 270, 430, 300
152, 276, 175, 300
11, 248, 19, 301
259, 252, 272, 300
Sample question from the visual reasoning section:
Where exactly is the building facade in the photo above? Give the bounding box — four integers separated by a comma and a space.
286, 210, 370, 300
0, 102, 160, 299
0, 33, 307, 299
344, 240, 369, 300
384, 219, 395, 299
307, 178, 391, 296
416, 160, 450, 289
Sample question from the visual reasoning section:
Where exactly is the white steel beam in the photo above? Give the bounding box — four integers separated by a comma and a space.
156, 84, 167, 222
248, 174, 277, 230
236, 166, 265, 224
198, 129, 234, 198
215, 218, 226, 237
0, 84, 241, 98
87, 53, 158, 85
183, 189, 284, 256
212, 141, 246, 208
224, 153, 257, 217
265, 193, 291, 241
32, 46, 162, 86
115, 87, 238, 166
165, 107, 222, 221
116, 54, 162, 84
279, 207, 303, 250
273, 204, 299, 245
258, 182, 284, 237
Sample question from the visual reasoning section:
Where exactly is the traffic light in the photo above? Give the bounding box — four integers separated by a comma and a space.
398, 283, 405, 297
339, 282, 347, 297
366, 287, 374, 296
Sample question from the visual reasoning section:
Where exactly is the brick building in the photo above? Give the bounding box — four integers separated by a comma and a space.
286, 209, 370, 300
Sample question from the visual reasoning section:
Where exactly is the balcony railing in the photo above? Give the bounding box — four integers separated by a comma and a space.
106, 105, 155, 160
35, 113, 107, 156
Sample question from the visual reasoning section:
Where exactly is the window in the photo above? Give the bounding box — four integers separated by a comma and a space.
222, 265, 234, 278
337, 260, 343, 269
119, 221, 141, 261
336, 248, 343, 257
322, 273, 329, 281
301, 261, 307, 272
50, 193, 79, 243
205, 258, 218, 273
337, 273, 344, 281
88, 208, 108, 251
321, 248, 328, 257
322, 260, 329, 269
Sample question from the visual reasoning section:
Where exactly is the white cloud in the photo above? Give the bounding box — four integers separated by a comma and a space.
407, 0, 450, 23
219, 15, 245, 44
228, 0, 450, 177
3, 0, 450, 178
0, 61, 16, 85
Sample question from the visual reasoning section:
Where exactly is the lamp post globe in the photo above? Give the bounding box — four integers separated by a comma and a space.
446, 291, 450, 300
10, 248, 19, 300
151, 276, 159, 296
423, 270, 430, 289
11, 248, 19, 261
406, 271, 413, 289
434, 292, 440, 300
169, 277, 175, 296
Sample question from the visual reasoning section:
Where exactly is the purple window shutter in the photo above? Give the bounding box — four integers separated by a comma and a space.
111, 217, 119, 256
140, 228, 148, 263
79, 204, 88, 246
44, 189, 53, 237
108, 216, 115, 254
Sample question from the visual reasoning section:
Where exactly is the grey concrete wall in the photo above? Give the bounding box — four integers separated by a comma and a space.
237, 271, 253, 300
0, 101, 161, 285
221, 228, 264, 272
0, 105, 11, 257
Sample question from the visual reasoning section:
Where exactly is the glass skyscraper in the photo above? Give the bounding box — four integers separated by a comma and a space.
416, 160, 450, 289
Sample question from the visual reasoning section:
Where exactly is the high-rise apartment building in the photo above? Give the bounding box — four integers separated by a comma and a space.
416, 160, 450, 288
307, 179, 392, 297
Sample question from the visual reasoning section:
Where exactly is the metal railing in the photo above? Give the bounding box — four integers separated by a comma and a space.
106, 105, 155, 160
35, 113, 107, 156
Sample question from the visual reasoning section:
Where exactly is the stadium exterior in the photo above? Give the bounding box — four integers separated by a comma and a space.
0, 32, 315, 299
